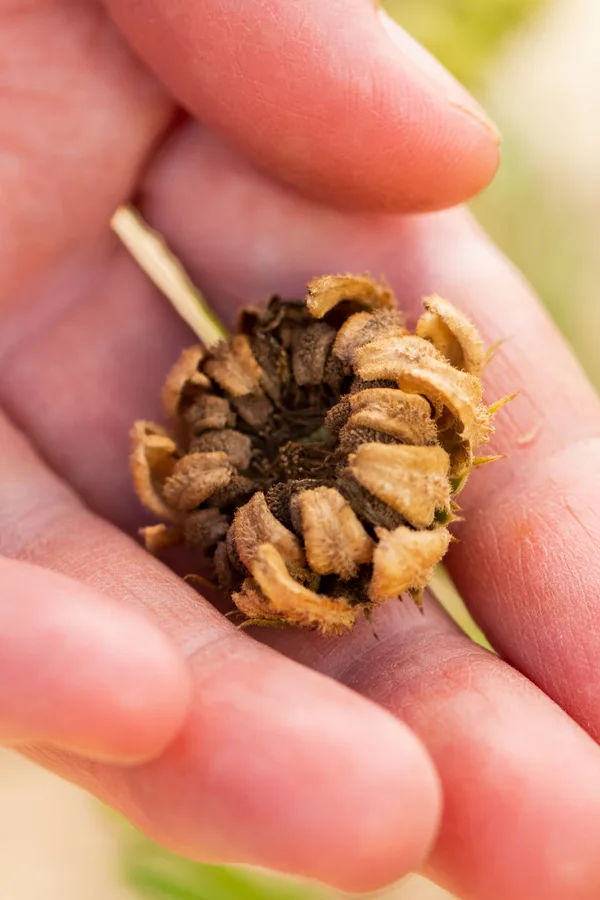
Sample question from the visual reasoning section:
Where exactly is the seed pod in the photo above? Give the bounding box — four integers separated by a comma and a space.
291, 487, 374, 580
131, 273, 507, 632
162, 346, 210, 420
416, 294, 485, 376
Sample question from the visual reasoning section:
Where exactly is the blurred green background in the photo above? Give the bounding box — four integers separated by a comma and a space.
385, 0, 546, 87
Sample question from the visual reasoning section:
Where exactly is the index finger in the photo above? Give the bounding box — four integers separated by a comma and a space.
102, 0, 499, 211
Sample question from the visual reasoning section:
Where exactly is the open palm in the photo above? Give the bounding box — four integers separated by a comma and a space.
3, 3, 600, 899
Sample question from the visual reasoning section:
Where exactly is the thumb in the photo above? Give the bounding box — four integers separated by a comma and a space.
103, 0, 500, 212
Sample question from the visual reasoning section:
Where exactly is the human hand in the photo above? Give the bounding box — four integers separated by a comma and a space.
3, 2, 600, 899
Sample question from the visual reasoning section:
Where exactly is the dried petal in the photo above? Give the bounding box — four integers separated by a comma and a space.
184, 508, 230, 550
265, 479, 325, 530
250, 332, 290, 400
232, 492, 305, 570
205, 475, 255, 510
306, 274, 395, 318
354, 335, 491, 445
190, 429, 252, 470
231, 392, 273, 428
203, 334, 263, 397
344, 388, 437, 445
183, 394, 235, 433
214, 540, 243, 593
130, 421, 178, 520
140, 523, 183, 553
162, 346, 210, 419
232, 580, 280, 622
292, 321, 336, 386
163, 452, 234, 511
132, 274, 503, 633
250, 543, 359, 634
333, 310, 407, 364
417, 295, 485, 376
348, 443, 451, 528
442, 435, 473, 481
337, 424, 398, 455
369, 526, 451, 602
293, 487, 373, 579
337, 470, 406, 531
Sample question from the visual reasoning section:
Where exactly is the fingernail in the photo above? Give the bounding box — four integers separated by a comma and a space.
377, 9, 501, 142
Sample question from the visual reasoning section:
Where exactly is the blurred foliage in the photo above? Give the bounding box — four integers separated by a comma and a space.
471, 127, 579, 350
383, 0, 545, 88
125, 3, 551, 900
123, 838, 333, 900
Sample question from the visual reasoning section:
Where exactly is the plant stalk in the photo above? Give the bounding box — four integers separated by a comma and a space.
111, 204, 229, 348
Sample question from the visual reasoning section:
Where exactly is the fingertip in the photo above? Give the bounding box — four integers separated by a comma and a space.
0, 558, 192, 764
369, 7, 501, 211
123, 649, 441, 891
65, 610, 193, 765
105, 0, 500, 212
320, 702, 442, 893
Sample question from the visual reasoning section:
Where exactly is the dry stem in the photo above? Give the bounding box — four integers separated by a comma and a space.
111, 204, 228, 348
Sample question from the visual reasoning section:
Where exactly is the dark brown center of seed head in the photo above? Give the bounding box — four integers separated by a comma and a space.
227, 302, 354, 488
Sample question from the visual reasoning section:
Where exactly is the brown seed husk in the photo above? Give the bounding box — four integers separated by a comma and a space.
130, 421, 178, 521
248, 543, 360, 634
140, 523, 183, 553
162, 452, 234, 511
232, 492, 305, 570
416, 294, 485, 376
162, 346, 210, 420
131, 274, 506, 633
306, 273, 395, 318
348, 443, 451, 529
369, 526, 451, 603
292, 486, 373, 579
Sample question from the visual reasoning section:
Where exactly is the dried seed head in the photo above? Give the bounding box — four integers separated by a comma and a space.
131, 273, 507, 633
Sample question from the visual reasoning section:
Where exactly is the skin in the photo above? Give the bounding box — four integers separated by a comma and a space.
2, 0, 600, 897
